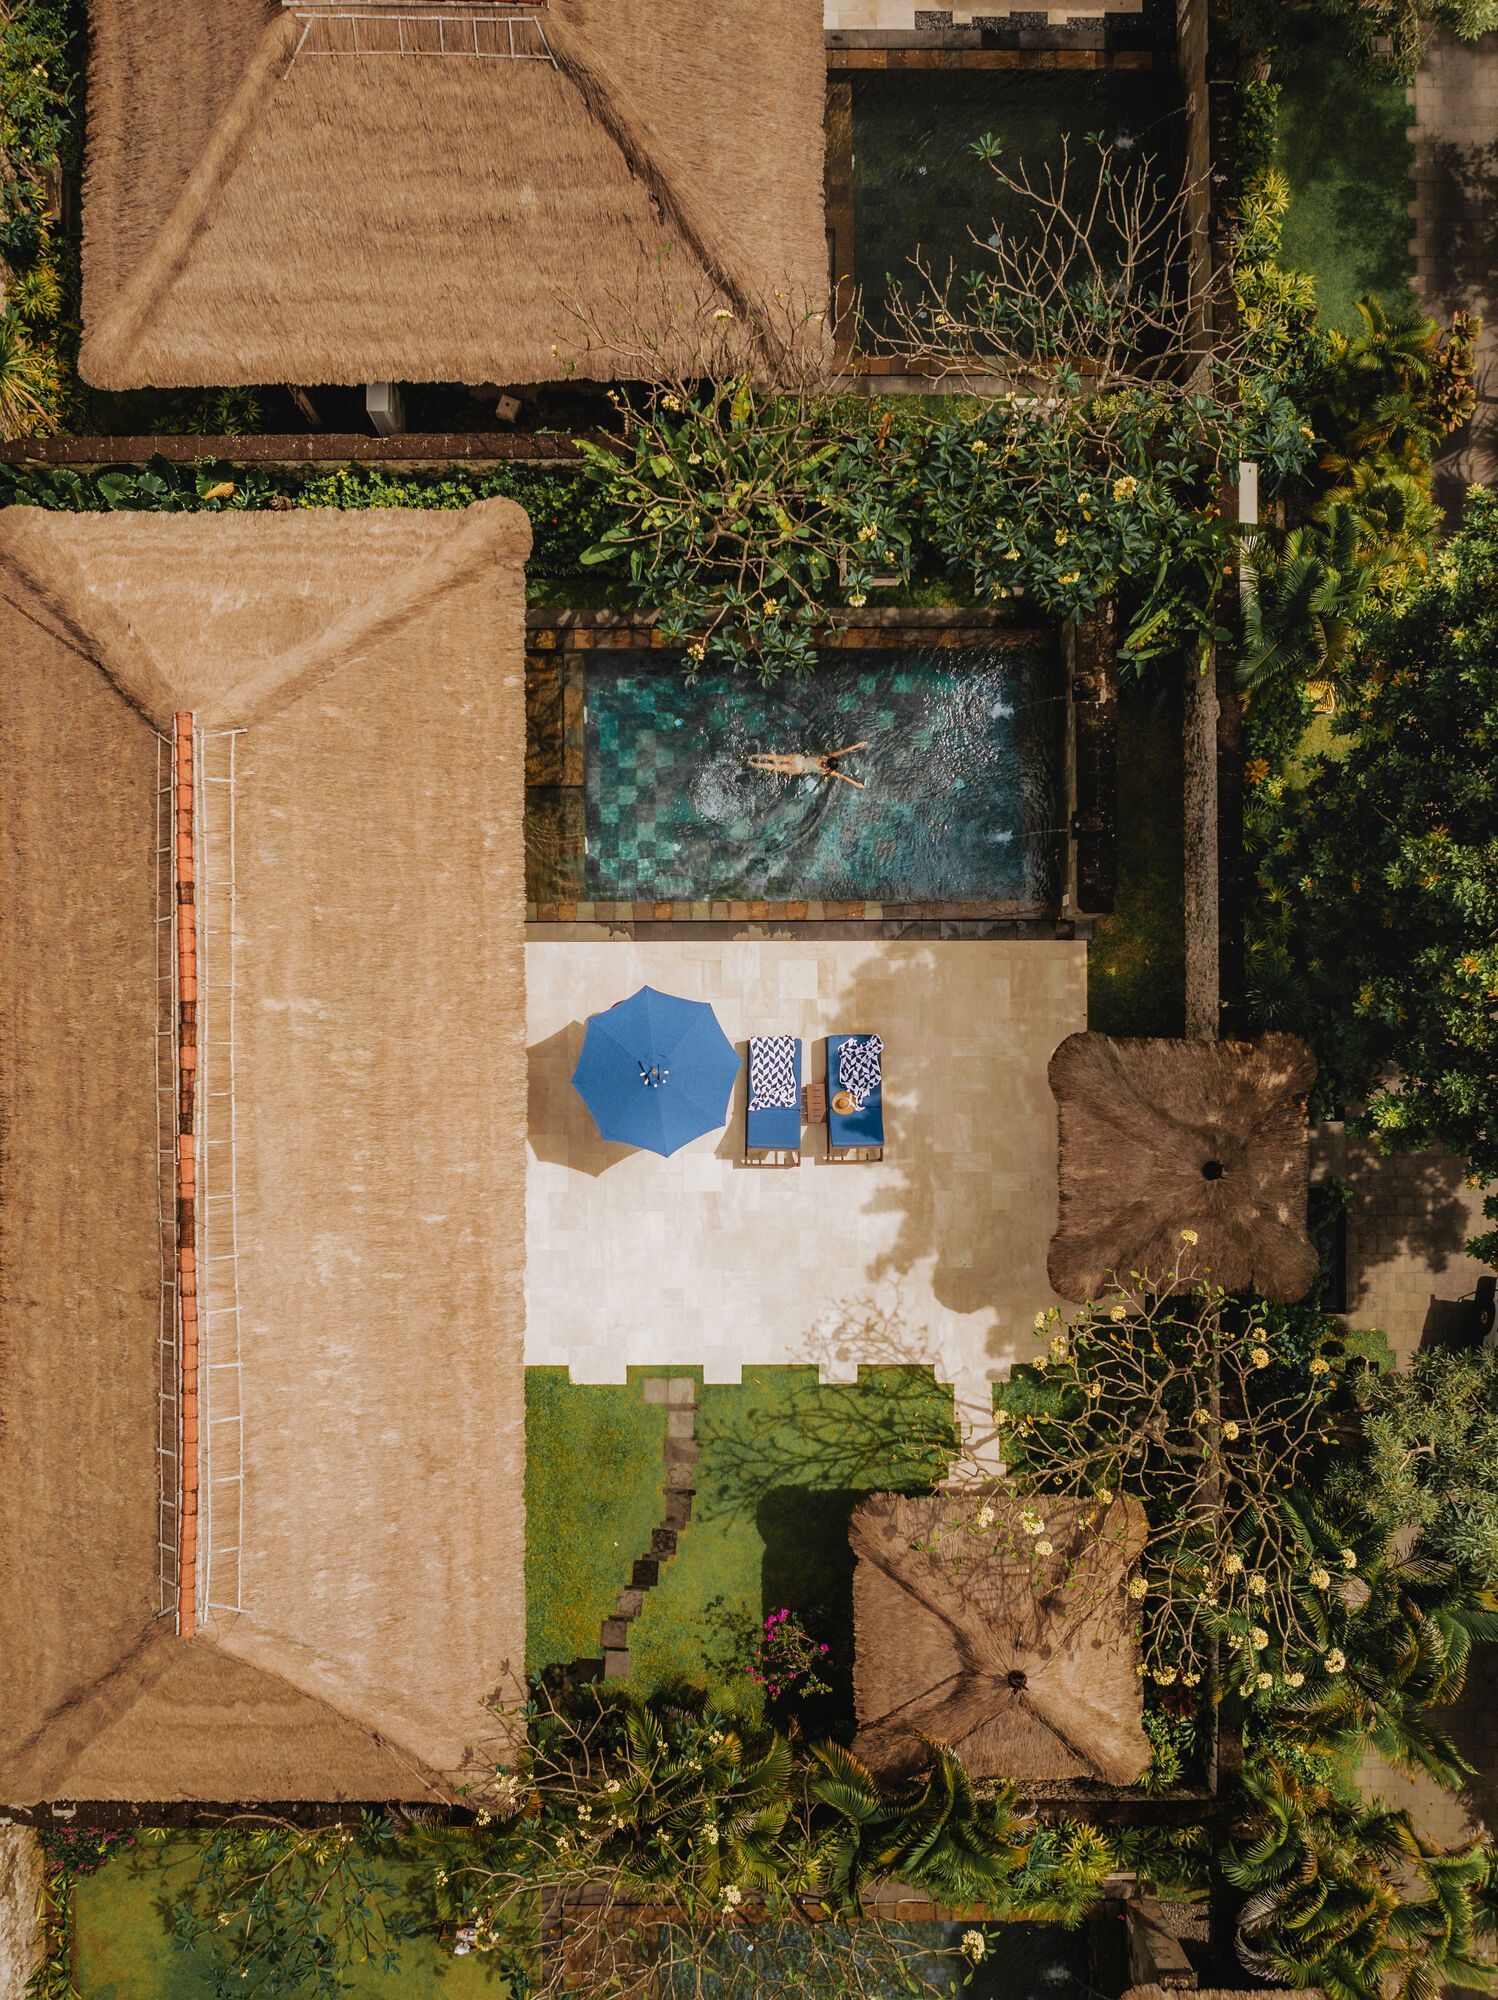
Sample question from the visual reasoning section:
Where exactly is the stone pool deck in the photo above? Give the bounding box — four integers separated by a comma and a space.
524, 939, 1086, 1430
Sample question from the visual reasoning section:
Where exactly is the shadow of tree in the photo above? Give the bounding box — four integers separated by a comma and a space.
1422, 137, 1498, 312
758, 1487, 860, 1741
1442, 1643, 1498, 1845
699, 1365, 956, 1522
1343, 1143, 1490, 1328
808, 941, 1080, 1398
1422, 133, 1498, 503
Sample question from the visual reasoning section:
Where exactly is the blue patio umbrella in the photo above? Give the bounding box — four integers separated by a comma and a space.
571, 985, 740, 1156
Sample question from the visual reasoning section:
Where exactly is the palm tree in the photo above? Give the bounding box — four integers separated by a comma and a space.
805, 1738, 1034, 1911
1226, 1751, 1494, 2000
586, 1688, 796, 1910
1276, 1498, 1498, 1790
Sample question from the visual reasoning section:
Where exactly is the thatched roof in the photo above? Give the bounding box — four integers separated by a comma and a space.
1047, 1032, 1319, 1304
0, 501, 531, 1802
850, 1491, 1151, 1787
80, 0, 828, 389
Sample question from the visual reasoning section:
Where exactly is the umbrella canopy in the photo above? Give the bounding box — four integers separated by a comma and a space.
848, 1496, 1152, 1792
849, 1491, 1150, 1785
1047, 1031, 1319, 1303
571, 985, 739, 1157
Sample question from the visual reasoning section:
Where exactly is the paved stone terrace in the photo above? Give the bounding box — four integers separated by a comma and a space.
524, 939, 1086, 1428
1315, 1128, 1491, 1362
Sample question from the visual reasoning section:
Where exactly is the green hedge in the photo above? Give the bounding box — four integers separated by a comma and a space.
0, 455, 620, 589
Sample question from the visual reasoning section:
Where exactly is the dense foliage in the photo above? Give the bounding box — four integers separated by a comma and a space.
1249, 493, 1498, 1256
1236, 0, 1498, 81
0, 455, 616, 588
1332, 1348, 1498, 1585
0, 0, 79, 437
579, 379, 1292, 682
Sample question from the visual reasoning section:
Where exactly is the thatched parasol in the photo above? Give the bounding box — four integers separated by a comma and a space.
1047, 1032, 1319, 1303
849, 1491, 1151, 1786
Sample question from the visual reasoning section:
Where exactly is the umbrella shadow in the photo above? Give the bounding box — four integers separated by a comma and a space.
713, 1040, 758, 1165
526, 1021, 635, 1179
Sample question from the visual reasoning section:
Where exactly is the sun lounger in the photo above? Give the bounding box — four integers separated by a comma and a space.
745, 1035, 802, 1167
827, 1033, 884, 1162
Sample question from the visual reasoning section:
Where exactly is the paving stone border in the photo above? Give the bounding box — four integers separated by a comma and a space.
596, 1378, 700, 1682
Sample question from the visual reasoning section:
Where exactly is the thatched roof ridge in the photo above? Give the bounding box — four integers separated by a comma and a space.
850, 1491, 1151, 1787
80, 0, 828, 389
0, 503, 531, 1801
1048, 1032, 1319, 1303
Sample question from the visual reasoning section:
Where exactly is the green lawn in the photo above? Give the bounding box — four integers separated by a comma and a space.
72, 1842, 507, 1998
1086, 674, 1185, 1037
524, 1369, 668, 1674
627, 1367, 956, 1736
1274, 18, 1414, 334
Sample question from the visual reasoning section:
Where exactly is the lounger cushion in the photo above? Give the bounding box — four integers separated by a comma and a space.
747, 1038, 802, 1151
827, 1034, 884, 1149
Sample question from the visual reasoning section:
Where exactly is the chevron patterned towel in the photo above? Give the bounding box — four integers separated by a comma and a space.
838, 1034, 883, 1108
749, 1036, 799, 1112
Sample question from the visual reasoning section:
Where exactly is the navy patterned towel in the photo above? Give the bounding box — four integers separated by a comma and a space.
838, 1034, 883, 1108
749, 1036, 799, 1112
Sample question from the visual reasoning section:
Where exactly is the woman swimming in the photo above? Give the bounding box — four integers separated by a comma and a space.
745, 740, 868, 790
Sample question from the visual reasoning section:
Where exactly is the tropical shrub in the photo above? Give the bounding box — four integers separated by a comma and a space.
1331, 1349, 1498, 1587
745, 1608, 833, 1706
806, 1740, 1034, 1911
1225, 1744, 1494, 2000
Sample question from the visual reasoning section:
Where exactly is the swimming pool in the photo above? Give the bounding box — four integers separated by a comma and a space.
582, 642, 1067, 908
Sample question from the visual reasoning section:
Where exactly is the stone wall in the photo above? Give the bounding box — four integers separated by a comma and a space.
0, 1829, 44, 2000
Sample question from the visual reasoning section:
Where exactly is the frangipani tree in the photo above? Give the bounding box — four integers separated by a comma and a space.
956, 1245, 1355, 1697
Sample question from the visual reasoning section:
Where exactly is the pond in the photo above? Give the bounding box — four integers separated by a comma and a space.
581, 642, 1067, 908
850, 68, 1188, 334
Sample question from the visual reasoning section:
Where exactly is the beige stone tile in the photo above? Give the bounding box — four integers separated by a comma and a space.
524, 940, 1086, 1423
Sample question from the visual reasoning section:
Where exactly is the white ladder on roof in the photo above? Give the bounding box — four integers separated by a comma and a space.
195, 727, 248, 1624
282, 2, 557, 61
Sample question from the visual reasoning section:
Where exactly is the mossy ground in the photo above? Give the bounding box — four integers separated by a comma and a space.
524, 1366, 955, 1735
524, 1368, 668, 1675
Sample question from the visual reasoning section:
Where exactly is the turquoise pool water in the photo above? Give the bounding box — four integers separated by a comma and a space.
583, 644, 1067, 906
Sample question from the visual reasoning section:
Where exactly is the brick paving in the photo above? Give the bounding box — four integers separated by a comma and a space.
1407, 29, 1498, 502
